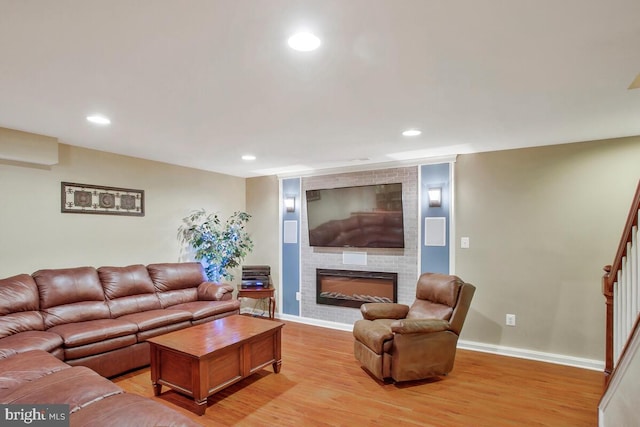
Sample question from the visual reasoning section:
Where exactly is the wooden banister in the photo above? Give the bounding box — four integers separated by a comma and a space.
602, 180, 640, 379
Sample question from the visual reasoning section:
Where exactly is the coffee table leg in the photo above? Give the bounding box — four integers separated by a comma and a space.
273, 328, 282, 373
152, 382, 162, 396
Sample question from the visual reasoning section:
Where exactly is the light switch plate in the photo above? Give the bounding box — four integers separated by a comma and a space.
461, 237, 470, 249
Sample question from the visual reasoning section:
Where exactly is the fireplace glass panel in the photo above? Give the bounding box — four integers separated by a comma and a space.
316, 269, 398, 308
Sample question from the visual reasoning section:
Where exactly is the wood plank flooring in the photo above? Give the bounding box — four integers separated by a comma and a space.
113, 320, 604, 426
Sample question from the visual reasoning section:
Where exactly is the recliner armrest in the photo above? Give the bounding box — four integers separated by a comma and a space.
390, 318, 450, 334
197, 281, 234, 301
360, 303, 410, 320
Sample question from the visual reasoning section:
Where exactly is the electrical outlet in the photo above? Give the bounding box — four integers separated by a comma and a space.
506, 314, 516, 326
295, 292, 301, 301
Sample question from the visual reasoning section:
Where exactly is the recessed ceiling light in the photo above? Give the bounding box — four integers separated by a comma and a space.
287, 32, 321, 52
242, 154, 256, 161
402, 129, 421, 137
86, 115, 111, 125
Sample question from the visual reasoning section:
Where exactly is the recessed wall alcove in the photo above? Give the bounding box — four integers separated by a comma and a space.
300, 166, 419, 325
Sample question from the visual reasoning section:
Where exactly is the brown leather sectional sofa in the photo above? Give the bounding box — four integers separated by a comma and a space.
0, 262, 240, 425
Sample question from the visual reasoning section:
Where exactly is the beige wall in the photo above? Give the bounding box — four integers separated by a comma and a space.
0, 136, 246, 278
245, 175, 280, 287
5, 126, 639, 363
455, 136, 640, 360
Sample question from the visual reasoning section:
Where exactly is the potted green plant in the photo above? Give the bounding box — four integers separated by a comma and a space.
177, 209, 253, 282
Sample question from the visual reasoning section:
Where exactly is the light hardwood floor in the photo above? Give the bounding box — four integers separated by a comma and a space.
113, 320, 604, 426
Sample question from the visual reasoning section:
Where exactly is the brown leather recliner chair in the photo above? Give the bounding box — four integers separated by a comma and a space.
353, 273, 475, 382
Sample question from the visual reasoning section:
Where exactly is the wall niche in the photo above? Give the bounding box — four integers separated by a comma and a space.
299, 166, 419, 325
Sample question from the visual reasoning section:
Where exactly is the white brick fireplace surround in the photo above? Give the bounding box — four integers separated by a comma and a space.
299, 166, 419, 326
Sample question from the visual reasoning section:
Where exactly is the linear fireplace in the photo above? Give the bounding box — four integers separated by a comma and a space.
316, 269, 398, 309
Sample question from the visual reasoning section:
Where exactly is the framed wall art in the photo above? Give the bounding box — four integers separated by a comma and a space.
61, 182, 145, 216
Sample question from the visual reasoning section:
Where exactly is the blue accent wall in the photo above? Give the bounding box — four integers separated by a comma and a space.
420, 163, 451, 274
281, 178, 300, 315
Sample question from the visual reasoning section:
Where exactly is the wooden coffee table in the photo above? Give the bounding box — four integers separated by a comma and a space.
147, 315, 284, 415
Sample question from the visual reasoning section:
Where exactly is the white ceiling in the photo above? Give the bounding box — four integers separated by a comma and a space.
1, 0, 639, 178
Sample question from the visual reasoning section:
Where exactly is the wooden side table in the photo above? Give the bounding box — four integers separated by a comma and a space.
237, 286, 276, 319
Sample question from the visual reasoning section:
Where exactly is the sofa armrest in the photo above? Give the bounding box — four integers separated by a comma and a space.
197, 282, 234, 301
360, 303, 410, 320
390, 318, 450, 334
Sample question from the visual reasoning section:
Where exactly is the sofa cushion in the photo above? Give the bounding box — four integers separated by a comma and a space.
0, 274, 44, 339
136, 321, 192, 341
65, 342, 150, 378
99, 265, 163, 317
0, 331, 63, 358
148, 263, 207, 308
353, 319, 395, 354
98, 264, 156, 299
107, 293, 164, 318
33, 267, 111, 328
33, 267, 104, 308
118, 309, 192, 331
69, 392, 202, 427
156, 288, 199, 308
0, 312, 45, 339
0, 349, 68, 375
44, 301, 114, 329
1, 366, 122, 413
0, 274, 40, 314
415, 273, 463, 307
406, 300, 453, 321
147, 262, 206, 292
63, 335, 138, 360
0, 350, 69, 399
47, 318, 138, 347
407, 273, 463, 320
167, 299, 241, 320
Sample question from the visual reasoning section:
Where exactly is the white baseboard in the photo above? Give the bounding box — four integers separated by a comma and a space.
277, 313, 604, 372
277, 313, 353, 332
457, 339, 604, 371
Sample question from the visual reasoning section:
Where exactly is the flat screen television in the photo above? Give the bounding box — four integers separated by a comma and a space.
305, 183, 404, 248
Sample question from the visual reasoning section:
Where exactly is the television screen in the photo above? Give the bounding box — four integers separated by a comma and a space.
306, 183, 404, 248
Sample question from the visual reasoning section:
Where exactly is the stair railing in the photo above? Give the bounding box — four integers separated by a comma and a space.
602, 180, 640, 380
